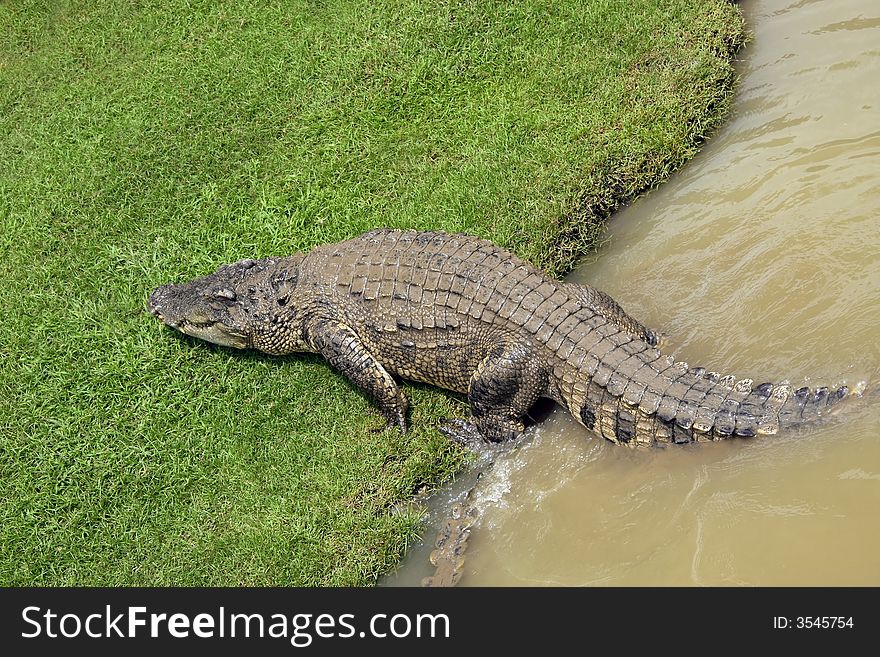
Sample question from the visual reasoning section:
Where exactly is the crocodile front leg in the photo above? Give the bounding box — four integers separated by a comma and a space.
306, 318, 408, 432
442, 341, 549, 443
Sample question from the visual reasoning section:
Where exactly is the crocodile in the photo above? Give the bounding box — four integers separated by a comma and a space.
422, 498, 478, 587
147, 228, 852, 446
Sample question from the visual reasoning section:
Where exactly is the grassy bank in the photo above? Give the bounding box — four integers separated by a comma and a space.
0, 0, 744, 585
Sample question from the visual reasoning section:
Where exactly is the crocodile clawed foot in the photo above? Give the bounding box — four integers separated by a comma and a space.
438, 418, 487, 450
370, 411, 407, 434
646, 329, 664, 349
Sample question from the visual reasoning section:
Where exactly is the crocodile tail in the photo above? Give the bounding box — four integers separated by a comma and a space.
568, 355, 854, 446
712, 379, 851, 439
777, 383, 851, 427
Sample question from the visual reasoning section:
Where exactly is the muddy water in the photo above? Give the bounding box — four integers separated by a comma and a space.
384, 0, 880, 586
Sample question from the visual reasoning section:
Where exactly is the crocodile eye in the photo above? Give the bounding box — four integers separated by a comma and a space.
214, 288, 236, 301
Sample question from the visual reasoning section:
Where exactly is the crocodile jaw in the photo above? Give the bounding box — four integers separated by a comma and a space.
147, 284, 250, 349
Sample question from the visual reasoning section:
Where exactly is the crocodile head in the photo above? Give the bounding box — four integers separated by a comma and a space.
147, 255, 303, 351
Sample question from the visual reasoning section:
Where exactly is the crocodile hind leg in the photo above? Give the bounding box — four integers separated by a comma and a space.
306, 318, 408, 432
441, 341, 548, 443
564, 282, 660, 347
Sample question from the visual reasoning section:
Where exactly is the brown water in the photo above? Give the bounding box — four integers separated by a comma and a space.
384, 0, 880, 586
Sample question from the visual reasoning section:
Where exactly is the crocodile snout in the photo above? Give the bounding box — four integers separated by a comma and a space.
147, 285, 172, 320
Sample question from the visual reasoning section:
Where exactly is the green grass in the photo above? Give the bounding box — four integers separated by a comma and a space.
0, 0, 744, 585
